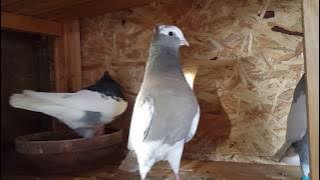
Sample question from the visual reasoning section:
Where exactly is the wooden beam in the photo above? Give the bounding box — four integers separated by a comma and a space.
53, 37, 68, 92
302, 0, 319, 180
36, 0, 153, 21
51, 20, 82, 130
1, 0, 21, 7
1, 0, 90, 16
63, 20, 82, 91
51, 21, 80, 131
52, 33, 69, 131
53, 19, 82, 92
1, 12, 63, 36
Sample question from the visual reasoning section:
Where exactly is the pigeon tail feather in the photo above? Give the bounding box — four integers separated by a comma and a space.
9, 93, 85, 128
10, 93, 51, 111
22, 90, 73, 105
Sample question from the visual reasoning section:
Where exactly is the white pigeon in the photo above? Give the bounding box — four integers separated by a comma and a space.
120, 25, 200, 180
9, 71, 128, 138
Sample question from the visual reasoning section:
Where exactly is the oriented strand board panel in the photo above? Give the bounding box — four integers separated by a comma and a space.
80, 0, 304, 163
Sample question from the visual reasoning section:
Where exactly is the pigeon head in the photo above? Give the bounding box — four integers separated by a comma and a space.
103, 71, 112, 79
94, 71, 117, 85
154, 25, 189, 48
85, 71, 127, 101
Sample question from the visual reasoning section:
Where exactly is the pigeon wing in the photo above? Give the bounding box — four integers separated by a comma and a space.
127, 95, 154, 150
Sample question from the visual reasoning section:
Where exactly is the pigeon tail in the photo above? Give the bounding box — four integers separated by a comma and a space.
9, 93, 85, 128
10, 93, 49, 111
118, 150, 139, 172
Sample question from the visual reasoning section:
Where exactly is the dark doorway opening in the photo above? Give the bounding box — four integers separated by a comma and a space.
1, 30, 54, 152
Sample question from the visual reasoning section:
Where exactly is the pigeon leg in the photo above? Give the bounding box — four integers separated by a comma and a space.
138, 163, 151, 180
136, 153, 153, 180
94, 125, 105, 136
300, 163, 310, 180
139, 170, 148, 180
167, 143, 184, 180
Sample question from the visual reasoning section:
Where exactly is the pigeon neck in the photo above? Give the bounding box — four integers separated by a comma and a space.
145, 45, 182, 76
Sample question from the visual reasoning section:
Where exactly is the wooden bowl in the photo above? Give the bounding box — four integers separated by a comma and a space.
14, 128, 123, 173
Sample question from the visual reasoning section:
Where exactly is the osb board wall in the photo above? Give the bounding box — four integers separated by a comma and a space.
80, 0, 304, 163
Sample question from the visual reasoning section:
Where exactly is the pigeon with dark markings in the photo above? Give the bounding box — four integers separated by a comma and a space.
9, 71, 128, 138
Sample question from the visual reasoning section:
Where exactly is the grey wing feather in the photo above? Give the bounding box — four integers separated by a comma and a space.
273, 74, 307, 161
286, 75, 307, 143
127, 95, 154, 150
143, 94, 198, 145
185, 107, 200, 142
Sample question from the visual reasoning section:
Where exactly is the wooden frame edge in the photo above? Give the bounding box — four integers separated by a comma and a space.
1, 12, 63, 36
302, 0, 319, 179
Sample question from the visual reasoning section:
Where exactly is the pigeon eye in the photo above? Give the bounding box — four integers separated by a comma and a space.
168, 31, 174, 36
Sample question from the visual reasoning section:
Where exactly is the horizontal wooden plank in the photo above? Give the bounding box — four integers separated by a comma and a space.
1, 12, 63, 36
1, 0, 91, 16
2, 151, 302, 180
0, 0, 20, 7
1, 0, 152, 21
36, 0, 153, 21
82, 63, 105, 71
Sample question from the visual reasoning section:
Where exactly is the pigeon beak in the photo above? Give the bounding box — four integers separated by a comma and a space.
181, 39, 190, 47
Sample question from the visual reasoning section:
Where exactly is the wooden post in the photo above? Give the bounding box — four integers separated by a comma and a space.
52, 19, 82, 130
63, 20, 83, 92
52, 36, 69, 131
53, 37, 69, 92
302, 0, 319, 179
53, 19, 82, 92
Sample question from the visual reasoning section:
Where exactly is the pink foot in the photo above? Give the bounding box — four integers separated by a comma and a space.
175, 174, 180, 180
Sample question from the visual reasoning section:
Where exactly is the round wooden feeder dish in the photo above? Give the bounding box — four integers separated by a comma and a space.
14, 128, 123, 173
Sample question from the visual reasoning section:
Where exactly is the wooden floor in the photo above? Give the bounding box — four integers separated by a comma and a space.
1, 152, 301, 180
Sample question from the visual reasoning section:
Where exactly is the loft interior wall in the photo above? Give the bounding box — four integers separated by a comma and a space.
80, 0, 304, 163
0, 0, 317, 178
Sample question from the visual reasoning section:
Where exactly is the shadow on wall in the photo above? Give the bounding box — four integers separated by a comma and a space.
184, 108, 231, 156
183, 82, 232, 159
